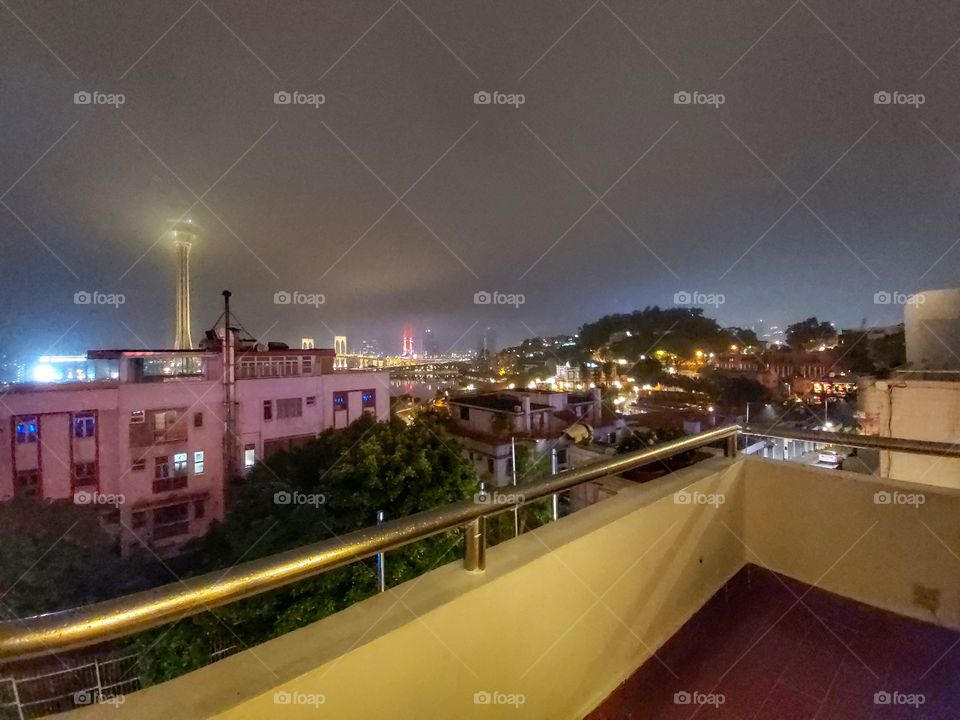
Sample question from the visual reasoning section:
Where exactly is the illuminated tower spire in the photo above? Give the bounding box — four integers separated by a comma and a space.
170, 219, 198, 350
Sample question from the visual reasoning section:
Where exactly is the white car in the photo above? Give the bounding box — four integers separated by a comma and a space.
815, 447, 847, 469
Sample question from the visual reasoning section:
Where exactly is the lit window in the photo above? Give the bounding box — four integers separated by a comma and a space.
15, 417, 38, 444
361, 389, 376, 409
173, 452, 188, 476
73, 413, 96, 438
333, 392, 347, 410
193, 451, 204, 475
244, 445, 255, 468
130, 410, 145, 424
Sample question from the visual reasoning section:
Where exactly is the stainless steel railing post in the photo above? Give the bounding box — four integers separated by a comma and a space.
464, 517, 486, 572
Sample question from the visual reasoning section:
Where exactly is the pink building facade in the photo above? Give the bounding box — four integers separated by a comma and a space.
0, 348, 390, 556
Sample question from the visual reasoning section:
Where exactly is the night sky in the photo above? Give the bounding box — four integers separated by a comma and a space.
3, 1, 960, 358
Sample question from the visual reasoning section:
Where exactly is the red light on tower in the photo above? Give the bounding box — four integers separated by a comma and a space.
402, 327, 414, 356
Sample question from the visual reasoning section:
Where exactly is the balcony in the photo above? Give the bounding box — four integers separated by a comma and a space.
2, 427, 958, 718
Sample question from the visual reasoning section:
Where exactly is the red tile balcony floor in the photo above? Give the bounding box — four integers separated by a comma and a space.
587, 566, 960, 719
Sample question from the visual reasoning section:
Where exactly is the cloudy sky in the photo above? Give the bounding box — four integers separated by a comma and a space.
3, 0, 960, 357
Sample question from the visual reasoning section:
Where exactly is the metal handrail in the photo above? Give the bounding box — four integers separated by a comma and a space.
0, 425, 739, 661
3, 422, 952, 662
742, 425, 960, 458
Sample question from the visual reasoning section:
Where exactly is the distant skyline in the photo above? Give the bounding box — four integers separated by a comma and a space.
3, 2, 959, 359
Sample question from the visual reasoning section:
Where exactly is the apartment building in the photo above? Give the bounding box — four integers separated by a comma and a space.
0, 347, 389, 556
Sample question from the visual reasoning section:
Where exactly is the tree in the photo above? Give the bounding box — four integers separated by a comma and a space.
0, 499, 131, 619
785, 317, 835, 350
137, 414, 478, 684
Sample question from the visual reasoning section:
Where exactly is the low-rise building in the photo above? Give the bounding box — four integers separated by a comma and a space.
0, 346, 389, 556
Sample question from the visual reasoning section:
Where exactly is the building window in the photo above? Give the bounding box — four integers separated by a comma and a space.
276, 397, 303, 419
459, 406, 469, 421
263, 400, 273, 421
302, 358, 313, 374
73, 413, 96, 438
152, 409, 186, 443
130, 410, 145, 424
506, 457, 513, 475
155, 456, 170, 480
15, 417, 39, 444
14, 470, 39, 498
193, 451, 205, 475
173, 452, 188, 477
244, 444, 256, 468
194, 500, 206, 519
131, 458, 146, 472
487, 458, 494, 475
333, 392, 347, 411
361, 389, 376, 409
152, 503, 190, 540
193, 412, 203, 428
73, 462, 97, 487
306, 396, 316, 407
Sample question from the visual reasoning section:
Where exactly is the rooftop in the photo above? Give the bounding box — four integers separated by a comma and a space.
448, 392, 552, 412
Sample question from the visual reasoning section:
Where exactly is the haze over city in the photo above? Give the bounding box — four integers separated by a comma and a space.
4, 1, 960, 358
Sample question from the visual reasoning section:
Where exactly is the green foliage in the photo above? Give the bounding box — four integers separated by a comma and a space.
0, 498, 132, 619
137, 414, 477, 685
785, 317, 835, 350
579, 306, 747, 358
